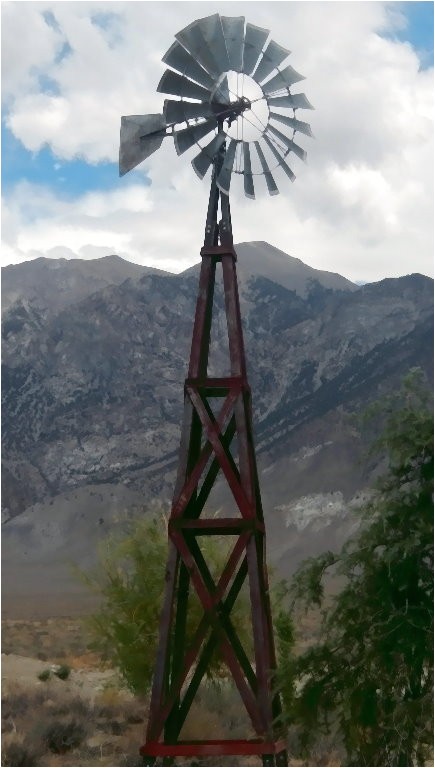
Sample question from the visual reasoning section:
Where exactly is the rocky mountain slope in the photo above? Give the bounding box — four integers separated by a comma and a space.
2, 243, 433, 607
1, 253, 165, 315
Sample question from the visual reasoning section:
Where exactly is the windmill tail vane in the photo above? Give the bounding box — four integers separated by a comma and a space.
119, 13, 313, 198
119, 12, 313, 766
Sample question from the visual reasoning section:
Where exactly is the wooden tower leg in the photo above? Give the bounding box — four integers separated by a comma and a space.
140, 244, 287, 764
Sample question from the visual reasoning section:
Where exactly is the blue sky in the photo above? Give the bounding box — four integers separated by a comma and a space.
393, 1, 434, 66
1, 1, 433, 280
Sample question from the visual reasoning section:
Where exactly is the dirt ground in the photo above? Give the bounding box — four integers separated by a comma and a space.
1, 588, 101, 621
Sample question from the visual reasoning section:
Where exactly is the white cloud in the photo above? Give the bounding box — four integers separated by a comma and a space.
1, 2, 64, 98
1, 1, 433, 281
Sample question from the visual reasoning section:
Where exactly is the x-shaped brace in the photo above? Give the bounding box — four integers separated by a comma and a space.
148, 528, 264, 740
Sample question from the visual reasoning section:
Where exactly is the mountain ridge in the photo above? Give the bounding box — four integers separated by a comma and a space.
2, 242, 433, 610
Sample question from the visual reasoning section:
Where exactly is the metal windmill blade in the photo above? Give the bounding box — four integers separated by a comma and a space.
242, 23, 270, 76
192, 133, 227, 179
162, 41, 216, 90
221, 16, 245, 72
216, 138, 238, 194
269, 110, 314, 137
119, 12, 313, 196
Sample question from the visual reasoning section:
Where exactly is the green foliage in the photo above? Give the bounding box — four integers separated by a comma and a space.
274, 597, 297, 719
83, 516, 252, 696
277, 369, 434, 766
37, 669, 51, 682
53, 664, 71, 681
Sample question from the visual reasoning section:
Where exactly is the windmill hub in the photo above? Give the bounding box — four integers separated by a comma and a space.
212, 94, 252, 130
223, 73, 268, 142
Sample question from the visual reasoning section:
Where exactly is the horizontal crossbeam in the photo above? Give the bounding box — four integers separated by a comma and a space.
141, 738, 288, 757
169, 518, 265, 534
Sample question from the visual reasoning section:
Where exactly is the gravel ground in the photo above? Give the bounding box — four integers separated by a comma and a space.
1, 652, 128, 702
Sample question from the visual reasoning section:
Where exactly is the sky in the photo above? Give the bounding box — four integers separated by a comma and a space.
1, 1, 434, 283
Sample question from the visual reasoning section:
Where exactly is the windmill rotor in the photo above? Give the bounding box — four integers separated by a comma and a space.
119, 13, 314, 199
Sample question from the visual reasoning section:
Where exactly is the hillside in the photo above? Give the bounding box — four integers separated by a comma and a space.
2, 243, 433, 612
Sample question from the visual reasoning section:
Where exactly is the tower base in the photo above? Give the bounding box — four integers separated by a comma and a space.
140, 737, 288, 764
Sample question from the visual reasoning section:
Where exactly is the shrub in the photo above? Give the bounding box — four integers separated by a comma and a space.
1, 739, 40, 767
2, 686, 45, 718
82, 516, 252, 696
277, 370, 434, 767
37, 669, 51, 682
53, 664, 71, 681
43, 719, 87, 754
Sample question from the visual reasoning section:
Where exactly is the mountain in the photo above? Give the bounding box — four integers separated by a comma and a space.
2, 243, 433, 615
1, 254, 165, 315
186, 241, 358, 297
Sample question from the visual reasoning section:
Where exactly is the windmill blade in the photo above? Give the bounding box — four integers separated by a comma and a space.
221, 16, 245, 72
192, 133, 226, 179
196, 13, 230, 73
119, 114, 166, 176
267, 92, 314, 110
269, 110, 313, 137
158, 69, 212, 101
213, 74, 231, 106
262, 65, 306, 95
252, 40, 290, 85
242, 23, 270, 76
175, 17, 221, 78
242, 142, 255, 199
162, 41, 216, 90
216, 139, 238, 194
164, 99, 213, 124
263, 134, 296, 182
255, 141, 279, 195
266, 124, 307, 162
174, 119, 216, 155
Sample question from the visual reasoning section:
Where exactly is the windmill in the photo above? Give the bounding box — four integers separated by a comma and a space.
119, 13, 313, 766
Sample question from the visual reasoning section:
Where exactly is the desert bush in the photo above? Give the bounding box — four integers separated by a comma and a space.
53, 663, 71, 680
49, 695, 90, 718
42, 718, 87, 754
2, 686, 46, 719
37, 669, 51, 682
82, 516, 252, 696
1, 738, 41, 767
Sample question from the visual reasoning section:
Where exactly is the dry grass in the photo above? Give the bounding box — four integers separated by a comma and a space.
1, 682, 146, 767
1, 614, 343, 766
0, 674, 344, 767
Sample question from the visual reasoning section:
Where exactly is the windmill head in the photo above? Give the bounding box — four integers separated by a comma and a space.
119, 13, 314, 197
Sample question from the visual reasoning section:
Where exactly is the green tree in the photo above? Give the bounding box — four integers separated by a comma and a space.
83, 516, 252, 696
277, 370, 433, 766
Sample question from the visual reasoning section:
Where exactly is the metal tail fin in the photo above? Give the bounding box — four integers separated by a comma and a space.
119, 114, 166, 176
